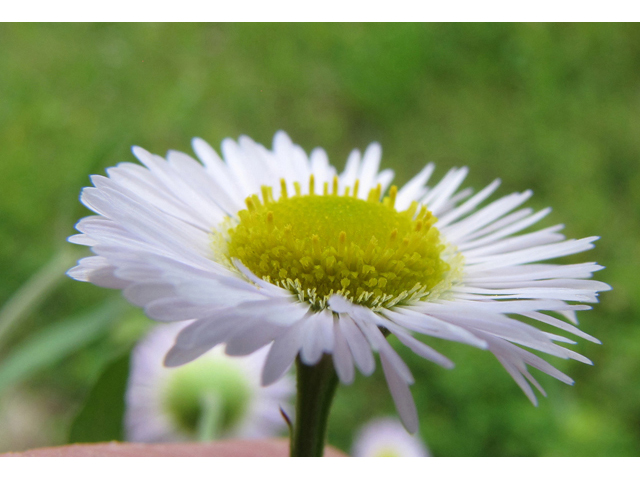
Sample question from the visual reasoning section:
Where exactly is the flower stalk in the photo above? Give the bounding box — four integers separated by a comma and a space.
290, 354, 339, 457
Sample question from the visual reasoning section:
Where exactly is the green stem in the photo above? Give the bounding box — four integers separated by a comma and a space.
197, 392, 223, 442
290, 354, 339, 457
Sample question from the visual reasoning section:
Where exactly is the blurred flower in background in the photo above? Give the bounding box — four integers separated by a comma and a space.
125, 323, 293, 443
352, 417, 429, 457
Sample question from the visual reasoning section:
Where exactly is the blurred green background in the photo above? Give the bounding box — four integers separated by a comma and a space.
0, 23, 638, 456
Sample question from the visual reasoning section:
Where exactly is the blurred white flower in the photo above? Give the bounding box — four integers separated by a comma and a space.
125, 323, 293, 442
352, 417, 429, 457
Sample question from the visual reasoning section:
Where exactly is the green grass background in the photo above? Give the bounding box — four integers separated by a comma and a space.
0, 23, 638, 455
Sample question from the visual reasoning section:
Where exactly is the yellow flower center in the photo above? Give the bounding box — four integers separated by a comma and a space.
216, 177, 453, 311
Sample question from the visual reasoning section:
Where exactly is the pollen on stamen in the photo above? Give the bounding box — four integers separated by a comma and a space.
216, 176, 457, 311
367, 184, 382, 203
261, 185, 273, 204
280, 179, 288, 199
388, 185, 397, 208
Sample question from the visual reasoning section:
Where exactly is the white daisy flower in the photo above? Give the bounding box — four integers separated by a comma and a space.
68, 131, 610, 434
352, 417, 429, 457
126, 322, 293, 442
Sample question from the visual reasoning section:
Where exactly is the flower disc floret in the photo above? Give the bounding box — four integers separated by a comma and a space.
221, 177, 450, 311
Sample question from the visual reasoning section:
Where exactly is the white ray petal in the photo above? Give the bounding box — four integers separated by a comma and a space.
437, 179, 501, 228
395, 163, 435, 210
521, 311, 600, 343
339, 149, 361, 193
356, 143, 382, 199
123, 282, 177, 307
67, 256, 129, 289
130, 148, 225, 227
465, 264, 607, 283
456, 208, 553, 251
224, 318, 285, 356
261, 319, 308, 386
164, 317, 237, 367
380, 319, 454, 369
375, 169, 395, 194
191, 137, 245, 210
299, 310, 334, 365
424, 167, 469, 215
339, 313, 376, 376
463, 225, 566, 259
221, 138, 261, 199
166, 149, 242, 219
444, 190, 533, 243
380, 350, 418, 433
465, 237, 599, 273
310, 147, 335, 188
332, 318, 355, 384
385, 307, 488, 348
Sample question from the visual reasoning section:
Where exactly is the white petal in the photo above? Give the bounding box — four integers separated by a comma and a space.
380, 350, 418, 433
309, 147, 336, 188
395, 163, 435, 210
221, 138, 260, 199
107, 161, 215, 228
130, 148, 225, 227
123, 282, 177, 307
523, 311, 600, 343
383, 323, 454, 369
262, 319, 308, 385
465, 263, 607, 283
456, 207, 552, 251
437, 179, 501, 228
423, 167, 469, 215
299, 310, 334, 366
444, 190, 533, 243
340, 149, 361, 193
463, 225, 566, 259
385, 307, 487, 349
80, 186, 211, 264
358, 320, 414, 384
164, 317, 236, 366
375, 169, 395, 194
166, 149, 242, 219
465, 237, 599, 273
67, 256, 130, 289
330, 295, 422, 384
450, 285, 598, 303
339, 313, 376, 376
223, 318, 285, 356
356, 142, 382, 199
191, 137, 245, 210
332, 318, 355, 384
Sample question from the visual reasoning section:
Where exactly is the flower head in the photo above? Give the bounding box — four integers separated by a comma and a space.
125, 323, 293, 442
352, 417, 429, 457
68, 131, 610, 432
